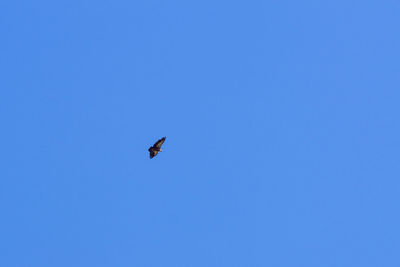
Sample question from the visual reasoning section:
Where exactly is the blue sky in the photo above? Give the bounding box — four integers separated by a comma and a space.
1, 0, 399, 266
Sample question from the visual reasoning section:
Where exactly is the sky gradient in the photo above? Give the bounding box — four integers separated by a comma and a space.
1, 0, 399, 266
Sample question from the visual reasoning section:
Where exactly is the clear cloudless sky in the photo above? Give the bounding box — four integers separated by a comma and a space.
1, 0, 399, 266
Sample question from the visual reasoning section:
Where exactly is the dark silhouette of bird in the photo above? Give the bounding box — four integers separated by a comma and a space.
148, 137, 166, 159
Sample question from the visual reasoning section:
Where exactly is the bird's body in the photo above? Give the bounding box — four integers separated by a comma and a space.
148, 137, 166, 158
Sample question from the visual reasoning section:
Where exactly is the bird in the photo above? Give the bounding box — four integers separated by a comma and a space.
148, 137, 166, 159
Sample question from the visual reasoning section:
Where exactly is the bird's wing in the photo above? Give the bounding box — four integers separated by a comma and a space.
153, 137, 166, 149
149, 148, 158, 158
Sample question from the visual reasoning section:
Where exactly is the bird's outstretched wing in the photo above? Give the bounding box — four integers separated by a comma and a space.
153, 137, 166, 149
148, 147, 158, 158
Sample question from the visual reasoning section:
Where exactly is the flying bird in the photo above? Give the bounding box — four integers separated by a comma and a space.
148, 137, 166, 159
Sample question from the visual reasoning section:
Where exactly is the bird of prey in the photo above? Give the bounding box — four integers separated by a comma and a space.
148, 137, 166, 159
